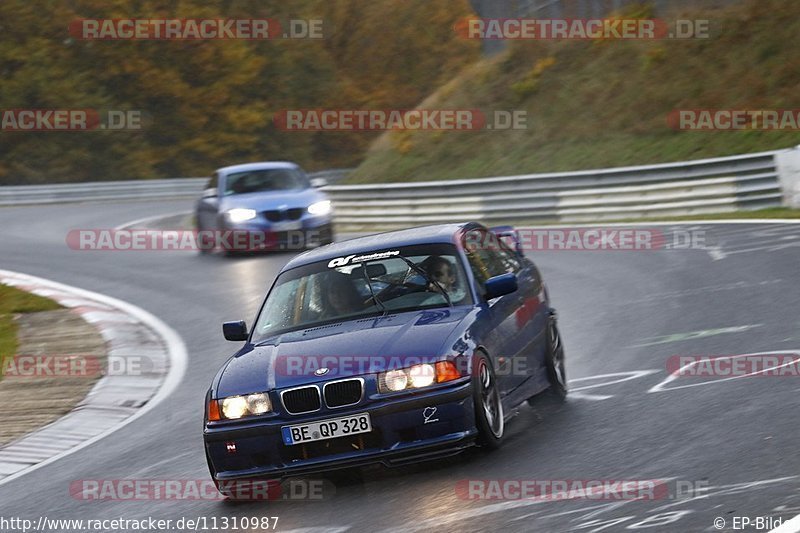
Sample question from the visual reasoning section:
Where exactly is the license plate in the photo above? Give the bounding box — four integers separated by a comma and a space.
271, 220, 303, 232
281, 413, 372, 445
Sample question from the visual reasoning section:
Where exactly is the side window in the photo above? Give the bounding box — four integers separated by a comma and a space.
207, 172, 219, 190
496, 238, 522, 273
463, 230, 509, 285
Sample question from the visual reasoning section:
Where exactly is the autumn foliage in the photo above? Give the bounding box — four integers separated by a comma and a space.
0, 0, 478, 184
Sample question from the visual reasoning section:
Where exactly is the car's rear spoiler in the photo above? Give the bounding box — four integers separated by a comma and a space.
490, 225, 524, 257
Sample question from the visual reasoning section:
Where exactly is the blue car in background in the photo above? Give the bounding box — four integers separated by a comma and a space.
195, 161, 334, 254
203, 222, 567, 497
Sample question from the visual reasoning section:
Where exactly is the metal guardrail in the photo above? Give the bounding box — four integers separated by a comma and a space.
0, 151, 792, 229
0, 178, 208, 206
0, 170, 351, 206
325, 149, 786, 228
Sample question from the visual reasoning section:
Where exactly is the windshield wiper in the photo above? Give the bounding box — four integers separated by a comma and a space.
396, 256, 452, 307
361, 262, 388, 316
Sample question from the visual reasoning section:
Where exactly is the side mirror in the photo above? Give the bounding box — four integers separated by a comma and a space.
202, 188, 218, 199
310, 177, 328, 188
223, 320, 248, 341
484, 273, 518, 300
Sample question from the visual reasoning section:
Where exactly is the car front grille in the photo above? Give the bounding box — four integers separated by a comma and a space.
324, 379, 363, 408
281, 386, 321, 414
263, 210, 282, 222
263, 208, 304, 222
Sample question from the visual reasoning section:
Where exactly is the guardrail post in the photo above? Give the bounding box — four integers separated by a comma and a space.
775, 145, 800, 208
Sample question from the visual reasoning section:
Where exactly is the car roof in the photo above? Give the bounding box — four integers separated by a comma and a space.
216, 161, 299, 175
283, 222, 483, 270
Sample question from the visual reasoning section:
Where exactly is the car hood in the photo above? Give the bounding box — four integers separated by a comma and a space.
215, 307, 472, 396
219, 188, 325, 211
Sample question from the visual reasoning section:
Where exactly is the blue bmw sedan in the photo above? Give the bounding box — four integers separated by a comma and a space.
195, 161, 334, 253
203, 222, 567, 497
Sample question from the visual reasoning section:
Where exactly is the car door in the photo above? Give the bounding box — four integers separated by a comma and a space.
463, 229, 528, 395
494, 237, 549, 386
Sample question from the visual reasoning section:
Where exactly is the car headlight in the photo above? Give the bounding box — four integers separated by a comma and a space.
307, 200, 332, 216
409, 364, 436, 387
378, 362, 461, 393
383, 369, 408, 392
208, 392, 272, 421
226, 208, 257, 223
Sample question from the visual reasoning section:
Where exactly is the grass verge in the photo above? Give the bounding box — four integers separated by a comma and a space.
0, 284, 63, 379
350, 0, 800, 184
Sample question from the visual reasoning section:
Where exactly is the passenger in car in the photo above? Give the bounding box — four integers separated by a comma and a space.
424, 255, 456, 292
319, 272, 365, 319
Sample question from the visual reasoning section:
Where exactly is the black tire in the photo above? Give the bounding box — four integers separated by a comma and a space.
544, 316, 567, 401
472, 352, 505, 449
196, 224, 213, 255
527, 315, 567, 406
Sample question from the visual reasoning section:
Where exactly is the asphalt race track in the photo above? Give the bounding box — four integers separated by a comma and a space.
1, 200, 799, 533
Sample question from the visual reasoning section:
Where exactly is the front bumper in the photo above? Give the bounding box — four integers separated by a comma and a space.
220, 220, 334, 251
204, 380, 475, 481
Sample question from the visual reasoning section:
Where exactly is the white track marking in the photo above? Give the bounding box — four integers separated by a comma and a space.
569, 392, 614, 401
648, 350, 800, 393
707, 246, 727, 260
770, 513, 800, 533
114, 210, 192, 230
536, 503, 612, 520
649, 477, 798, 513
633, 324, 762, 347
569, 370, 660, 392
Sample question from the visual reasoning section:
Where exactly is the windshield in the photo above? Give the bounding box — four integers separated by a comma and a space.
251, 244, 471, 343
224, 168, 309, 196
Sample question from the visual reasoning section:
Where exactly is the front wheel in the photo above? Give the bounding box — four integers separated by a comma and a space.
472, 353, 505, 449
195, 223, 214, 255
